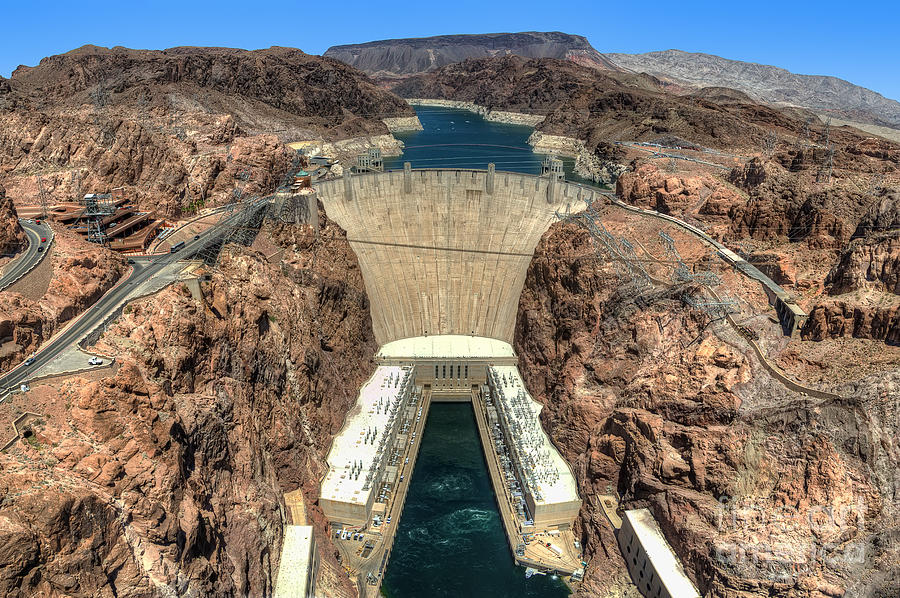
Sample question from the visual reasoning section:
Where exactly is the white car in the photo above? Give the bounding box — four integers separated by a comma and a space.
88, 356, 103, 366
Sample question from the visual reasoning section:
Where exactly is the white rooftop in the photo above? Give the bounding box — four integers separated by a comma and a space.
273, 525, 314, 598
321, 365, 413, 506
377, 335, 516, 360
625, 508, 701, 598
489, 365, 579, 506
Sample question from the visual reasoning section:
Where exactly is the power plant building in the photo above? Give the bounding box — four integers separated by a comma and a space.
486, 365, 581, 529
617, 508, 700, 598
320, 366, 417, 527
273, 525, 319, 598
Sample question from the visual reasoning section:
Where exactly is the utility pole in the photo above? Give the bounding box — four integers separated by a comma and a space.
36, 176, 50, 220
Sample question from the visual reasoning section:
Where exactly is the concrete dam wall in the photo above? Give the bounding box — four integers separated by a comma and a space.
315, 168, 594, 345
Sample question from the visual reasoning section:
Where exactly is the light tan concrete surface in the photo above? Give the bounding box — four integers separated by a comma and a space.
315, 170, 591, 345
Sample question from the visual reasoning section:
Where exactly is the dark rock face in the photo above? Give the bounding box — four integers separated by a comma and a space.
11, 45, 412, 130
391, 55, 881, 157
0, 186, 26, 257
324, 31, 621, 78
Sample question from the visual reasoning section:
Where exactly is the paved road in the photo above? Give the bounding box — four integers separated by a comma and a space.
0, 220, 52, 291
0, 199, 267, 394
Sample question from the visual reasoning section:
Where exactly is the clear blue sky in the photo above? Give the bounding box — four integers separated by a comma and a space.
2, 0, 897, 101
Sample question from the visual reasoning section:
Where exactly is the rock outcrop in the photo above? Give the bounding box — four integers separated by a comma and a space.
802, 302, 900, 343
324, 31, 621, 79
513, 220, 900, 596
0, 211, 375, 597
826, 233, 900, 295
0, 185, 26, 258
617, 163, 745, 219
0, 45, 413, 216
0, 229, 125, 371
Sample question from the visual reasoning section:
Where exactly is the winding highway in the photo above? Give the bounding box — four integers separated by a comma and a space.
0, 220, 52, 291
0, 199, 268, 395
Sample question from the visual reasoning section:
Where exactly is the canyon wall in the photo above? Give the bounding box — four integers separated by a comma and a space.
0, 186, 26, 258
0, 212, 376, 597
513, 220, 900, 597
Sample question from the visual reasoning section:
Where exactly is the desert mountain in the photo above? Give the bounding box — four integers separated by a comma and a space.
323, 31, 621, 79
326, 32, 900, 133
608, 49, 900, 129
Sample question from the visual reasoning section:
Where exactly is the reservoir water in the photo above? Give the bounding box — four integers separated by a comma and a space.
383, 105, 584, 179
380, 106, 573, 597
381, 403, 570, 598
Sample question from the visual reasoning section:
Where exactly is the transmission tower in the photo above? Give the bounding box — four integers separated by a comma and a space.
36, 176, 51, 220
231, 167, 252, 204
763, 131, 777, 156
820, 117, 831, 147
70, 170, 82, 203
796, 117, 813, 151
556, 196, 651, 290
816, 146, 835, 184
79, 193, 116, 245
683, 294, 739, 317
658, 231, 694, 282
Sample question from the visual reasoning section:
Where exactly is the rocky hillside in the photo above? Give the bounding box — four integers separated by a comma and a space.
515, 220, 900, 597
324, 31, 620, 80
0, 186, 26, 259
327, 31, 899, 130
0, 45, 413, 216
0, 211, 375, 597
607, 50, 900, 129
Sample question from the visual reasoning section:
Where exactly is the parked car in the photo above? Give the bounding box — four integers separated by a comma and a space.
35, 219, 41, 225
88, 356, 103, 366
127, 258, 135, 264
37, 246, 44, 253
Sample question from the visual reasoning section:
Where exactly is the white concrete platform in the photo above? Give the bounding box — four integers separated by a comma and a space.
377, 335, 516, 360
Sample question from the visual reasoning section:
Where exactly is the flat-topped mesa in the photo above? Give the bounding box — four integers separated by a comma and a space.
314, 168, 593, 346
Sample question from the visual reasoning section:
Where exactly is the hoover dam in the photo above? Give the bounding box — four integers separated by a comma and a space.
316, 165, 594, 344
313, 165, 593, 594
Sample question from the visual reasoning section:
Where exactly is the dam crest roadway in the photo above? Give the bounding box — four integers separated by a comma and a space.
312, 166, 590, 594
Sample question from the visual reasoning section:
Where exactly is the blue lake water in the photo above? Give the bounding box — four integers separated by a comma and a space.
383, 105, 586, 181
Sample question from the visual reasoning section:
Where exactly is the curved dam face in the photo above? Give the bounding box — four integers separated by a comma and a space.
314, 168, 594, 345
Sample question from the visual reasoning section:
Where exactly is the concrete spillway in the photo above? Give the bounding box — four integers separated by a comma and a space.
315, 168, 595, 345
